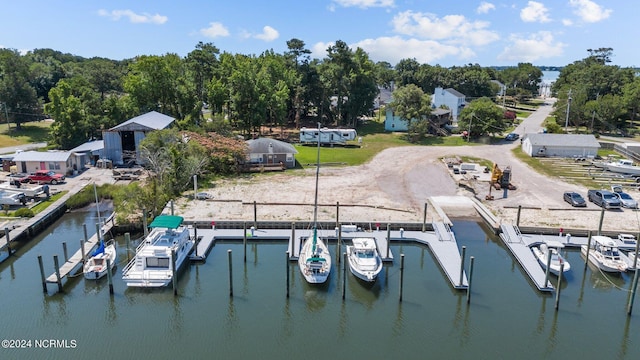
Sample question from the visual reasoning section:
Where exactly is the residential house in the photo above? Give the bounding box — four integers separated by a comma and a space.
521, 133, 600, 158
12, 151, 73, 175
102, 111, 175, 166
246, 138, 298, 169
432, 87, 466, 124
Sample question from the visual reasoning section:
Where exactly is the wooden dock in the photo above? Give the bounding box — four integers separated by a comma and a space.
45, 213, 115, 283
500, 224, 555, 292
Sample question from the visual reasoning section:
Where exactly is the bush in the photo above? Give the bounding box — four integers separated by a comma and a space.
14, 207, 34, 218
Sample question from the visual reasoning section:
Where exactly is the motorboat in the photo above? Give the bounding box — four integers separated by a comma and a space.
620, 251, 639, 271
347, 238, 383, 282
298, 123, 331, 284
83, 239, 117, 280
580, 235, 628, 273
531, 241, 570, 276
0, 190, 26, 206
0, 180, 44, 199
617, 233, 637, 251
604, 159, 640, 176
122, 215, 194, 287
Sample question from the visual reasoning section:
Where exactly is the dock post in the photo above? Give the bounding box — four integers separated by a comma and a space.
342, 252, 347, 300
37, 255, 47, 293
243, 221, 247, 263
53, 255, 62, 293
106, 258, 114, 295
80, 240, 86, 263
253, 201, 257, 229
422, 202, 428, 232
386, 224, 391, 259
336, 202, 340, 229
4, 227, 11, 256
597, 208, 605, 235
337, 225, 342, 264
555, 263, 564, 310
584, 231, 592, 270
286, 251, 290, 298
83, 223, 88, 244
228, 249, 233, 297
459, 246, 466, 287
516, 205, 522, 227
95, 223, 101, 243
544, 251, 552, 288
627, 237, 640, 315
124, 233, 131, 262
399, 254, 405, 302
171, 249, 177, 296
466, 256, 475, 303
62, 242, 68, 263
170, 200, 174, 216
193, 226, 198, 258
142, 208, 148, 236
291, 222, 295, 258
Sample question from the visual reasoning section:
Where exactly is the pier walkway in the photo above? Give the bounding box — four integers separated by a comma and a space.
45, 213, 115, 284
186, 221, 468, 290
500, 224, 554, 292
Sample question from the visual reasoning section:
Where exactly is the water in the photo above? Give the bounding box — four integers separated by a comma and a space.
542, 70, 560, 84
0, 212, 638, 359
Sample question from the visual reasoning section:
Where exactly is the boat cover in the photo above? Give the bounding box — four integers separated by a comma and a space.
149, 215, 184, 229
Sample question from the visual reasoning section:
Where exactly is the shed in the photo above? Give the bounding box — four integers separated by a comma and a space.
246, 138, 297, 169
102, 111, 175, 166
12, 151, 72, 175
521, 133, 600, 158
70, 140, 104, 170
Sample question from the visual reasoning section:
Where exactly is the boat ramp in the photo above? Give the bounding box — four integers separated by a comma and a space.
187, 222, 469, 290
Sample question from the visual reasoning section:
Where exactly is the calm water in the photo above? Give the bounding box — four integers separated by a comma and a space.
0, 211, 638, 359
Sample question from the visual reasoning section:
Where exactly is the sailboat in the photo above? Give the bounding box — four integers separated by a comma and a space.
83, 239, 117, 280
298, 123, 331, 284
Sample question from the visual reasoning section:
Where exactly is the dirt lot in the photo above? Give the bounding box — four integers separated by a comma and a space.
175, 144, 640, 233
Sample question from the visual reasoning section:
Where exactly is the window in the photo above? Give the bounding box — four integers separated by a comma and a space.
146, 257, 170, 268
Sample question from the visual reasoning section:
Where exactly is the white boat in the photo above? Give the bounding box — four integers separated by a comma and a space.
580, 235, 628, 273
347, 238, 383, 282
617, 233, 637, 251
0, 181, 44, 198
604, 159, 640, 175
531, 241, 570, 276
620, 251, 640, 271
0, 190, 26, 205
122, 215, 194, 287
83, 239, 117, 280
298, 123, 331, 284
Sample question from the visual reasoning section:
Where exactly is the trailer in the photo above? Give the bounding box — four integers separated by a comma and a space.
299, 127, 357, 145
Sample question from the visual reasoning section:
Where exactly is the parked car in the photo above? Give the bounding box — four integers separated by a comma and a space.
587, 189, 622, 209
612, 189, 638, 209
25, 170, 65, 185
505, 133, 520, 141
563, 191, 586, 207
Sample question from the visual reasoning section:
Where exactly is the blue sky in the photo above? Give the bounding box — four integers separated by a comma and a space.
1, 0, 634, 67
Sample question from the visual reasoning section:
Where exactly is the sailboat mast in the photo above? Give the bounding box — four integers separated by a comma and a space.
313, 122, 321, 227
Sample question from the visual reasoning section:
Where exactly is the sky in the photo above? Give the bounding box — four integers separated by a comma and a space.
0, 0, 635, 68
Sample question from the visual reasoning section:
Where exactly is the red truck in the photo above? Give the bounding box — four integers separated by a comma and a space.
26, 170, 66, 184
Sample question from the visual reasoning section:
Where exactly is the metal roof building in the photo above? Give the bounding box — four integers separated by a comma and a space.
521, 133, 600, 158
246, 138, 298, 169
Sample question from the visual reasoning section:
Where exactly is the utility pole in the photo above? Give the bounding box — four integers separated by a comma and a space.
564, 89, 572, 133
590, 92, 599, 132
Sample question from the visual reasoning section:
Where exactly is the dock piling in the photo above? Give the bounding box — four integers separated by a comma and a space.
459, 246, 466, 287
243, 222, 247, 263
106, 258, 114, 295
422, 202, 428, 232
62, 242, 68, 263
37, 255, 47, 293
555, 263, 564, 310
4, 227, 11, 256
193, 226, 198, 258
124, 233, 130, 262
80, 240, 86, 263
584, 231, 592, 270
337, 225, 342, 264
597, 208, 605, 235
253, 201, 257, 229
170, 200, 174, 216
386, 224, 391, 259
228, 249, 233, 297
516, 205, 522, 227
53, 255, 62, 293
171, 249, 177, 296
544, 251, 552, 288
627, 236, 640, 315
83, 223, 88, 244
342, 252, 347, 300
466, 256, 475, 303
285, 251, 290, 298
399, 254, 405, 302
291, 222, 295, 258
95, 223, 101, 243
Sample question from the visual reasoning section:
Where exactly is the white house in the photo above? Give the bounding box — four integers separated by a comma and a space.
521, 134, 600, 158
432, 87, 466, 124
12, 151, 73, 175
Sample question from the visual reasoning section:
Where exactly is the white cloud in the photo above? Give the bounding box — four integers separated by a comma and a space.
569, 0, 612, 23
253, 26, 279, 42
562, 18, 573, 26
477, 2, 495, 14
497, 31, 565, 62
200, 22, 230, 38
391, 11, 499, 46
520, 1, 550, 23
97, 9, 167, 24
332, 0, 394, 8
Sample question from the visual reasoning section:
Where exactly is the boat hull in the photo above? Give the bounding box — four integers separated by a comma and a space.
298, 237, 331, 284
581, 245, 627, 273
83, 244, 117, 280
531, 245, 570, 276
347, 245, 383, 282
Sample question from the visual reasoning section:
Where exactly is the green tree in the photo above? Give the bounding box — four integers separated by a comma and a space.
44, 78, 93, 148
388, 84, 432, 142
0, 48, 41, 129
458, 97, 506, 139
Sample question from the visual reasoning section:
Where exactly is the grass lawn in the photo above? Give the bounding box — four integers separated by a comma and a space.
0, 121, 52, 148
30, 191, 67, 215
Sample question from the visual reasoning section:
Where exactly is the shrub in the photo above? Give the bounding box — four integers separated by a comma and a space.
14, 207, 34, 218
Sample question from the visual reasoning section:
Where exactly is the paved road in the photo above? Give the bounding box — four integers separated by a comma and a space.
0, 142, 47, 155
